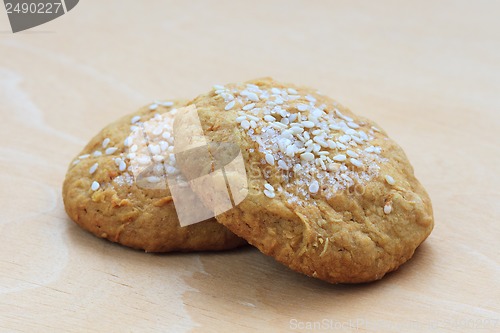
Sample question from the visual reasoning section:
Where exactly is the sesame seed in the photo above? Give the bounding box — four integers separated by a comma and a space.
350, 158, 363, 167
159, 141, 169, 151
384, 204, 392, 214
264, 183, 274, 192
213, 84, 225, 90
91, 181, 100, 191
341, 174, 352, 182
342, 115, 354, 122
300, 152, 315, 161
166, 166, 177, 174
287, 88, 298, 94
347, 121, 360, 129
346, 150, 359, 158
102, 138, 110, 148
149, 127, 162, 136
149, 103, 158, 111
89, 163, 98, 174
241, 91, 259, 102
123, 137, 132, 147
385, 175, 396, 185
162, 101, 174, 107
247, 115, 260, 121
247, 84, 261, 92
297, 104, 308, 112
105, 147, 118, 155
345, 128, 358, 136
119, 161, 127, 172
225, 100, 236, 111
351, 136, 363, 144
265, 153, 275, 165
333, 154, 346, 162
305, 95, 316, 102
309, 180, 319, 193
302, 121, 315, 128
312, 129, 323, 136
271, 121, 287, 129
131, 116, 141, 124
149, 144, 161, 155
93, 151, 102, 157
220, 93, 234, 101
285, 145, 297, 157
339, 135, 351, 143
241, 120, 250, 130
278, 160, 289, 170
327, 140, 337, 149
359, 131, 368, 140
328, 163, 340, 171
264, 115, 276, 122
264, 189, 275, 198
243, 103, 256, 111
235, 115, 247, 122
79, 154, 90, 159
336, 142, 347, 150
147, 176, 161, 183
137, 155, 151, 165
319, 158, 327, 170
313, 137, 328, 147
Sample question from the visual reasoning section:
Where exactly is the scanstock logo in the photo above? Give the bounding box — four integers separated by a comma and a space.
3, 0, 79, 33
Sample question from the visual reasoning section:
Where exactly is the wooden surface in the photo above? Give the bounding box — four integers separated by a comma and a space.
0, 1, 499, 332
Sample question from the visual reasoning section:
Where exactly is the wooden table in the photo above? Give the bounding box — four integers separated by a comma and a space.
1, 1, 498, 332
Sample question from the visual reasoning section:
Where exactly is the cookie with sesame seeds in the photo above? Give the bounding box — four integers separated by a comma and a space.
179, 78, 434, 283
62, 100, 246, 252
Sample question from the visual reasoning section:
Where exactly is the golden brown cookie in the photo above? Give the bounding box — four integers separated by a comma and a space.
180, 78, 433, 283
62, 100, 246, 252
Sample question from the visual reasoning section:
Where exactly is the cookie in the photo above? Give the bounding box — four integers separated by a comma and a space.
179, 78, 434, 283
62, 100, 246, 252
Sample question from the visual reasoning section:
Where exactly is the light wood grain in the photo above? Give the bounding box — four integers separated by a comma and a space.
0, 1, 498, 332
